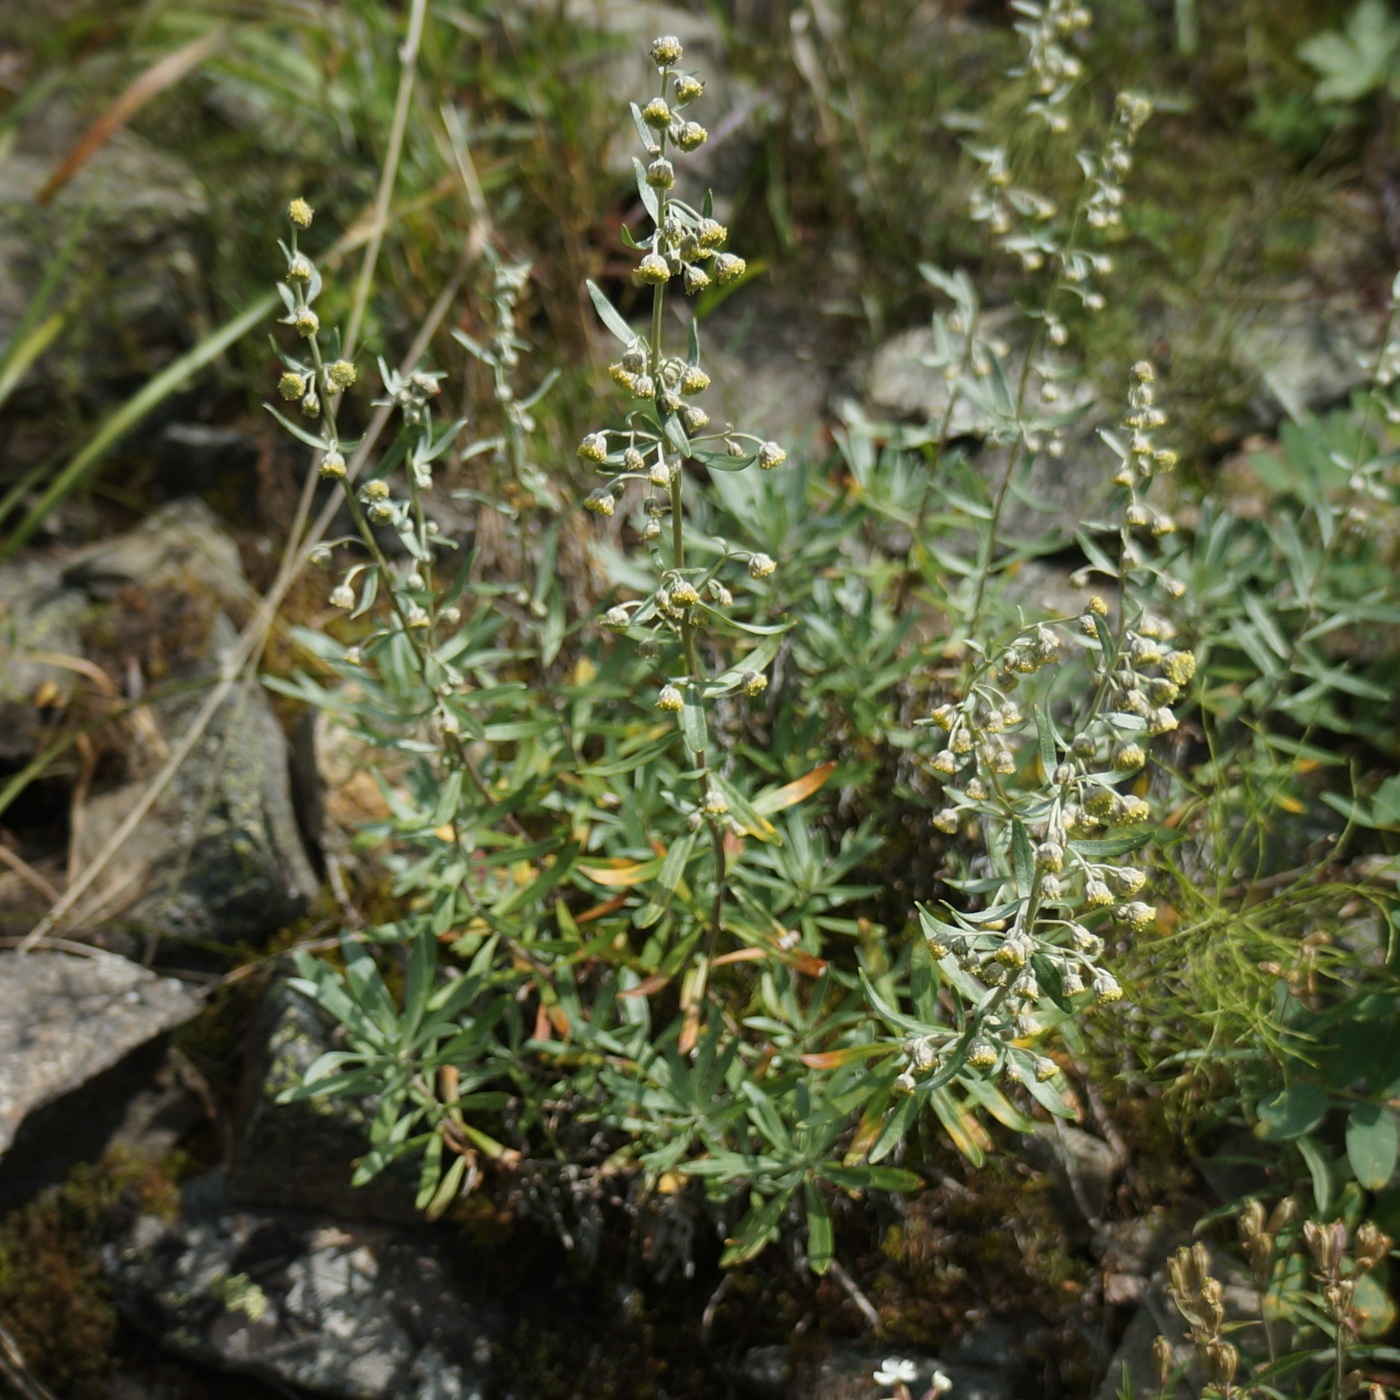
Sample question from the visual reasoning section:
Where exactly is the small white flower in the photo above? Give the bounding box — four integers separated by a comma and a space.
873, 1358, 919, 1386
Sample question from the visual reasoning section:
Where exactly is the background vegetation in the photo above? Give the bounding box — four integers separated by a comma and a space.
4, 1, 1400, 1397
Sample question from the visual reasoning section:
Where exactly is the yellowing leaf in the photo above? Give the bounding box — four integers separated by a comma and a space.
754, 762, 837, 815
577, 858, 660, 887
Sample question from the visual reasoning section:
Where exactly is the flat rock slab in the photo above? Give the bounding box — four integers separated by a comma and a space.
107, 1174, 500, 1400
0, 948, 200, 1158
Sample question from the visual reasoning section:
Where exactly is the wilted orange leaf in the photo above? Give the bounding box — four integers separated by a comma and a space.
755, 762, 837, 815
576, 893, 628, 923
713, 947, 768, 967
618, 972, 672, 998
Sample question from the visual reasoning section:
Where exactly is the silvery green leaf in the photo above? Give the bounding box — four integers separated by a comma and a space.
586, 279, 637, 345
633, 156, 659, 223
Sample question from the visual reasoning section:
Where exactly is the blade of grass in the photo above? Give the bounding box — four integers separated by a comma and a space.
0, 202, 92, 413
0, 290, 277, 560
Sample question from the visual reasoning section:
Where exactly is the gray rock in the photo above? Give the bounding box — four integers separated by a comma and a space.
58, 501, 317, 951
0, 97, 207, 400
227, 978, 421, 1223
733, 1342, 793, 1398
1093, 1287, 1193, 1400
700, 288, 848, 457
0, 554, 93, 762
106, 1174, 500, 1400
859, 319, 1108, 543
0, 947, 200, 1159
62, 497, 248, 607
1024, 1123, 1121, 1238
1233, 287, 1376, 422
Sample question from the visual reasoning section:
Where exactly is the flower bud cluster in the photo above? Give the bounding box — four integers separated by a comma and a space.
578, 40, 793, 758
453, 256, 557, 507
1161, 1203, 1392, 1397
968, 35, 1149, 339
906, 368, 1194, 1089
1010, 0, 1093, 129
266, 199, 466, 681
968, 0, 1089, 262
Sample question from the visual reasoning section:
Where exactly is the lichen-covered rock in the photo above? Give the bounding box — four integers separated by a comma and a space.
0, 555, 93, 762
106, 1173, 501, 1400
0, 96, 207, 405
52, 500, 319, 952
0, 948, 200, 1160
227, 979, 421, 1223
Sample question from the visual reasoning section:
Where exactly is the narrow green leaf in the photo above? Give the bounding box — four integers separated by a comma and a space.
1297, 1133, 1333, 1215
804, 1179, 834, 1275
4, 290, 278, 559
632, 156, 660, 223
586, 279, 638, 345
636, 831, 697, 929
681, 683, 708, 757
1012, 819, 1034, 896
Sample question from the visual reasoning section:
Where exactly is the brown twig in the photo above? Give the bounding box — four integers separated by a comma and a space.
37, 29, 226, 205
